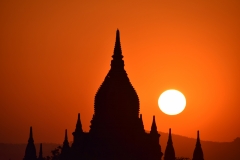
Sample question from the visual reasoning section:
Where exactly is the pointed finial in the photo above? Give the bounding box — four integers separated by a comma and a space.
65, 129, 68, 141
164, 128, 176, 160
39, 143, 43, 158
113, 29, 123, 59
77, 113, 81, 125
110, 29, 124, 70
193, 130, 204, 160
196, 130, 201, 145
168, 128, 173, 144
30, 126, 33, 138
75, 113, 83, 133
28, 126, 34, 142
150, 115, 158, 134
62, 129, 70, 154
115, 29, 120, 46
24, 126, 37, 159
63, 129, 69, 147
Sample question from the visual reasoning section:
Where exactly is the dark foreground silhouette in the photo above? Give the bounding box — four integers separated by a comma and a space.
21, 30, 206, 160
1, 134, 239, 159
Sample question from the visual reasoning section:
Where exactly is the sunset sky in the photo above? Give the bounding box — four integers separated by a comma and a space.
0, 0, 240, 143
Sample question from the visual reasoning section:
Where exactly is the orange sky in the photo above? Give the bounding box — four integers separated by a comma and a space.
0, 0, 240, 143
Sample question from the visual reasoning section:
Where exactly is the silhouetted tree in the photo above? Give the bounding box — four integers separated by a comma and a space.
44, 146, 62, 160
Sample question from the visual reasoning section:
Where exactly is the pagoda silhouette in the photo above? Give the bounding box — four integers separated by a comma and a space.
23, 30, 204, 160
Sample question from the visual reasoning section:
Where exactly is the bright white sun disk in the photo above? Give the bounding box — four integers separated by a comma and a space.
158, 89, 186, 115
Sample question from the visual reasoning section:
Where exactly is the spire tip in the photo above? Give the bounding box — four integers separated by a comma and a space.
111, 28, 124, 69
29, 126, 33, 138
65, 129, 68, 141
74, 113, 83, 133
39, 143, 43, 158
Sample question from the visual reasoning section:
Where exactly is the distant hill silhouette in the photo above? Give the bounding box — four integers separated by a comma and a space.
1, 133, 239, 160
0, 143, 59, 160
159, 132, 240, 160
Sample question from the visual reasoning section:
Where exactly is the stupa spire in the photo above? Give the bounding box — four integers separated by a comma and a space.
72, 113, 84, 148
29, 126, 33, 142
197, 130, 200, 144
38, 143, 43, 160
64, 129, 69, 144
164, 128, 175, 160
192, 130, 204, 160
60, 129, 70, 160
150, 116, 158, 134
113, 29, 123, 59
91, 29, 139, 138
75, 113, 83, 133
111, 29, 124, 70
168, 128, 173, 144
23, 126, 37, 160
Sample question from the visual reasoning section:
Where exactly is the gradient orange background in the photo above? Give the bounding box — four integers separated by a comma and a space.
0, 0, 239, 143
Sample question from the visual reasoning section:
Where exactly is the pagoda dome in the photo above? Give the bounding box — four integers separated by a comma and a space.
91, 30, 140, 131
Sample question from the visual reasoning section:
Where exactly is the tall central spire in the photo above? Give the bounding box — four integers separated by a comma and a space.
111, 29, 124, 70
91, 29, 140, 135
113, 29, 123, 59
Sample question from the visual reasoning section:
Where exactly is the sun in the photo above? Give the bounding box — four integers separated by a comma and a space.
158, 89, 186, 115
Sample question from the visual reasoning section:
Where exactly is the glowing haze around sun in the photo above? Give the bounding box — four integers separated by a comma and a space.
158, 89, 186, 115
